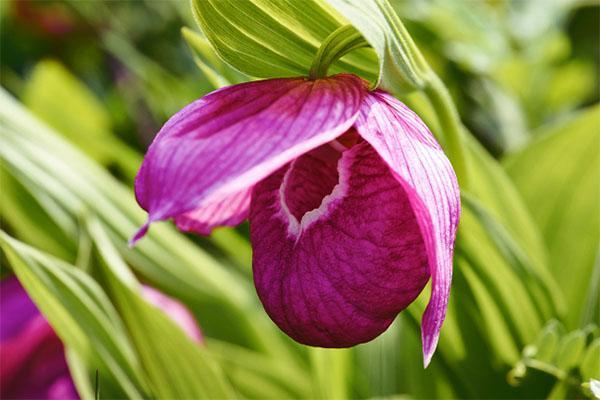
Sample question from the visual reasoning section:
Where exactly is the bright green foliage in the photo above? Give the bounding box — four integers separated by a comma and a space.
181, 27, 247, 89
190, 0, 378, 81
21, 60, 141, 181
89, 219, 234, 399
508, 320, 599, 397
0, 88, 310, 399
0, 231, 147, 399
504, 106, 600, 328
0, 1, 597, 399
326, 0, 432, 92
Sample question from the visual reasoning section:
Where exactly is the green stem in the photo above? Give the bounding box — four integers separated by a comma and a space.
423, 74, 470, 189
309, 25, 369, 79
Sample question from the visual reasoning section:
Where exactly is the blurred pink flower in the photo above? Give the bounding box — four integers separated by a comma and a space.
0, 276, 201, 399
0, 276, 77, 400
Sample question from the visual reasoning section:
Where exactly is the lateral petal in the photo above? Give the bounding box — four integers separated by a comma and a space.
250, 142, 430, 347
354, 91, 461, 367
132, 74, 366, 242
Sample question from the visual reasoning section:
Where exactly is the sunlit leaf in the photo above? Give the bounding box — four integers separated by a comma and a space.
190, 0, 378, 81
88, 219, 235, 399
22, 60, 141, 180
0, 231, 147, 399
504, 106, 600, 328
326, 0, 431, 92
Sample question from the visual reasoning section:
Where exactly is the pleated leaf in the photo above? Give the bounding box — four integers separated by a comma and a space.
190, 0, 378, 81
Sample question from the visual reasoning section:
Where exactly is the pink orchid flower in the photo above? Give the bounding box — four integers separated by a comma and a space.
0, 276, 202, 399
132, 74, 460, 366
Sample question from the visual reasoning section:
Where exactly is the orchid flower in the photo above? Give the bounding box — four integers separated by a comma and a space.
0, 276, 202, 399
132, 74, 460, 366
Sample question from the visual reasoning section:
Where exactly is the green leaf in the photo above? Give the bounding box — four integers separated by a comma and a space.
88, 219, 235, 399
509, 322, 598, 392
554, 330, 586, 370
181, 27, 247, 89
460, 194, 563, 330
455, 202, 544, 363
0, 231, 147, 399
310, 348, 350, 399
207, 339, 313, 399
504, 105, 600, 328
533, 321, 562, 362
397, 0, 510, 74
22, 60, 111, 147
326, 0, 433, 93
0, 166, 75, 260
21, 59, 141, 181
65, 348, 96, 400
581, 338, 600, 381
190, 0, 378, 81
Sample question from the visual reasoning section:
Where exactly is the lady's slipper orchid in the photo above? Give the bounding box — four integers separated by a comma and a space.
0, 276, 202, 399
132, 74, 460, 366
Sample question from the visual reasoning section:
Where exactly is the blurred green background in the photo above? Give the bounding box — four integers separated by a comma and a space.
1, 0, 598, 399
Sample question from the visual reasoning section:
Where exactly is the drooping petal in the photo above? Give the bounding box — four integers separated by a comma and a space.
354, 91, 460, 367
132, 74, 367, 242
250, 142, 430, 347
174, 188, 251, 235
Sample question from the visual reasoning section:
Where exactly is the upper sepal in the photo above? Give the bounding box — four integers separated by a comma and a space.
132, 74, 367, 243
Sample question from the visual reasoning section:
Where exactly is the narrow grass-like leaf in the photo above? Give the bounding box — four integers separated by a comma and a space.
310, 348, 350, 399
207, 339, 313, 399
88, 219, 235, 399
65, 348, 96, 400
0, 231, 147, 399
181, 27, 247, 88
326, 0, 430, 93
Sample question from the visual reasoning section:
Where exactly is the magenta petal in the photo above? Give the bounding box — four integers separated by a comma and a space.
354, 91, 461, 366
133, 74, 366, 241
250, 142, 430, 347
174, 188, 251, 235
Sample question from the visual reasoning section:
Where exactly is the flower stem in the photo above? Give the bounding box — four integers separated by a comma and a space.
309, 25, 369, 80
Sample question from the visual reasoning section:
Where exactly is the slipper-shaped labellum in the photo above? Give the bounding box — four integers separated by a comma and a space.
132, 74, 460, 366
